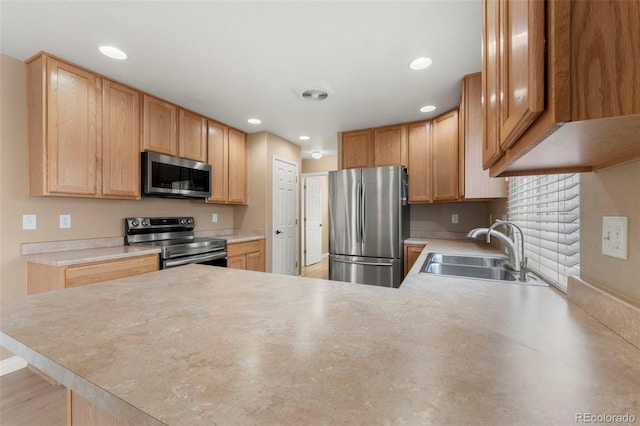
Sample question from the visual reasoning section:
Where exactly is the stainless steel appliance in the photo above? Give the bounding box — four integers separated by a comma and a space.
142, 152, 212, 199
329, 166, 409, 288
125, 217, 227, 269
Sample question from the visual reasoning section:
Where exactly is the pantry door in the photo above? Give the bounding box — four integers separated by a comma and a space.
273, 157, 299, 275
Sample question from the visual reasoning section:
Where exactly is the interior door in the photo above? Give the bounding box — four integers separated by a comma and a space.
329, 169, 362, 257
304, 177, 323, 266
273, 158, 299, 275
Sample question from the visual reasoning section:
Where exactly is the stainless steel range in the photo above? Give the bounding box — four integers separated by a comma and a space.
125, 217, 227, 269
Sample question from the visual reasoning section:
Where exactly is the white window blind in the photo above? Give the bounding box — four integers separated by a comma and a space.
507, 174, 580, 291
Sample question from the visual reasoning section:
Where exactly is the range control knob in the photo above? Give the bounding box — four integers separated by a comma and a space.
142, 219, 149, 227
187, 218, 193, 224
180, 218, 186, 224
131, 220, 139, 227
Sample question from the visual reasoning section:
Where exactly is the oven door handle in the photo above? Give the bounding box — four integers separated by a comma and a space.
164, 251, 227, 268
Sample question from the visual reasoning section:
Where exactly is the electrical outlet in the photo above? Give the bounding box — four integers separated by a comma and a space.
451, 214, 459, 224
22, 214, 36, 230
602, 216, 628, 259
60, 214, 71, 229
212, 213, 218, 223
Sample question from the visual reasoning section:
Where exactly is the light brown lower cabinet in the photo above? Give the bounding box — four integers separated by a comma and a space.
68, 390, 127, 426
227, 240, 265, 272
404, 244, 426, 277
26, 254, 159, 295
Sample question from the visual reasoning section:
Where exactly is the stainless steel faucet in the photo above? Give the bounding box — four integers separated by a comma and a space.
467, 220, 528, 281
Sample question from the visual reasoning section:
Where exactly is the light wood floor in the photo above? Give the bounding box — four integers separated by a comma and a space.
300, 257, 329, 280
0, 368, 66, 426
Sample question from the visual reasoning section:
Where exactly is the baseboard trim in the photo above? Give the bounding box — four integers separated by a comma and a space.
322, 252, 329, 259
567, 276, 640, 350
0, 355, 28, 376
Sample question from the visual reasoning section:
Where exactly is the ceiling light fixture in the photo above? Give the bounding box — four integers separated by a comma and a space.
99, 45, 127, 60
247, 118, 262, 125
420, 105, 437, 113
409, 57, 432, 71
311, 151, 322, 160
299, 135, 311, 141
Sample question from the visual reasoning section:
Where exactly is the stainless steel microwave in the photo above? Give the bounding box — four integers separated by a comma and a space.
142, 152, 211, 199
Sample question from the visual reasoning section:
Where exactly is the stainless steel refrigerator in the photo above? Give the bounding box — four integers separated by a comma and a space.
329, 166, 409, 288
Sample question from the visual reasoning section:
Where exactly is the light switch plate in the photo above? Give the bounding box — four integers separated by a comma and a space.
60, 214, 71, 229
23, 214, 37, 230
602, 216, 628, 259
212, 213, 218, 223
451, 214, 458, 224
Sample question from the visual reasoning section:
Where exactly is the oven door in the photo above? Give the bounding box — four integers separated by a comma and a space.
162, 250, 227, 269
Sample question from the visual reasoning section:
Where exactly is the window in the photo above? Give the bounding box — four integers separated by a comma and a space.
507, 174, 580, 291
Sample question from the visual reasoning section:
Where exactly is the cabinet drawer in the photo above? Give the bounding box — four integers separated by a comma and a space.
227, 240, 264, 257
65, 255, 158, 288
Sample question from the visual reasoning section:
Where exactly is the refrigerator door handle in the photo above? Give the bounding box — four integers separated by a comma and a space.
332, 258, 394, 267
361, 182, 366, 243
356, 182, 361, 242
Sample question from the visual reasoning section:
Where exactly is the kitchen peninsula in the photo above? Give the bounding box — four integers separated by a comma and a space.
2, 241, 639, 425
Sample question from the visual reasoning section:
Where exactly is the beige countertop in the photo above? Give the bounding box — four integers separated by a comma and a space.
24, 245, 161, 267
3, 239, 640, 425
195, 230, 266, 244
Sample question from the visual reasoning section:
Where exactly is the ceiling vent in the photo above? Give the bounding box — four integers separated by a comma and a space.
292, 80, 335, 102
301, 89, 329, 101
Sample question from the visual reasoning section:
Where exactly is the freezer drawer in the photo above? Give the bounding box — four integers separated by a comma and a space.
329, 254, 402, 288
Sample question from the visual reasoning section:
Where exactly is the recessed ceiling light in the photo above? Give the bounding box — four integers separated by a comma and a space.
311, 151, 322, 160
99, 45, 127, 60
299, 136, 311, 141
247, 118, 262, 125
420, 105, 437, 113
409, 57, 432, 71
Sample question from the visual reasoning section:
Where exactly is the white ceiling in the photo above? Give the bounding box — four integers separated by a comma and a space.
0, 1, 482, 159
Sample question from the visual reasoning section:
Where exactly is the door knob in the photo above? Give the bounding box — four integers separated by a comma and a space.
275, 230, 283, 235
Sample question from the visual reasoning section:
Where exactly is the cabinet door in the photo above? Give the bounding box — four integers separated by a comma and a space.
404, 244, 425, 277
227, 255, 246, 270
246, 250, 264, 272
341, 130, 372, 169
142, 95, 177, 156
482, 0, 502, 168
432, 110, 460, 202
228, 128, 248, 204
102, 80, 140, 199
498, 0, 545, 149
46, 58, 99, 195
178, 109, 207, 162
373, 125, 407, 167
407, 121, 432, 203
206, 121, 229, 204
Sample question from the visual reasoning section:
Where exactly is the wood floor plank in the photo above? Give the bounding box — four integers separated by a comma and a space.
0, 367, 66, 426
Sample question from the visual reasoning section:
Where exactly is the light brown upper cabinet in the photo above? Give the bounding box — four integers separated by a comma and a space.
407, 121, 432, 203
485, 0, 640, 176
498, 0, 545, 150
27, 53, 140, 199
341, 129, 373, 169
460, 73, 506, 200
178, 109, 207, 162
227, 128, 248, 204
432, 109, 460, 202
341, 125, 408, 169
373, 125, 408, 167
206, 121, 248, 205
102, 80, 141, 199
142, 94, 177, 157
27, 54, 100, 197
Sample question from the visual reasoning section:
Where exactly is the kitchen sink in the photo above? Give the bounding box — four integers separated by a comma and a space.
425, 253, 507, 268
419, 253, 549, 286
